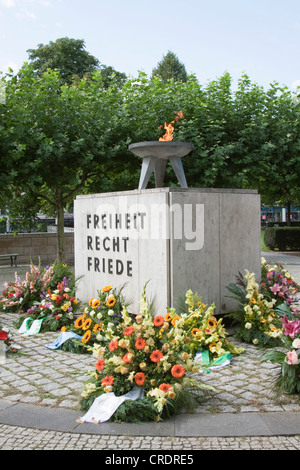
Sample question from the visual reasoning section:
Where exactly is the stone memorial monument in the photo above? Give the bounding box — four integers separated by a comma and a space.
74, 137, 261, 316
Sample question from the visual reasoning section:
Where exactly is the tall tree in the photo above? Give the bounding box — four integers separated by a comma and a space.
151, 51, 188, 83
27, 37, 100, 85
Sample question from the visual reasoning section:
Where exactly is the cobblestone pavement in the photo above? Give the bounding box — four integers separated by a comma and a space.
1, 423, 300, 450
0, 253, 300, 450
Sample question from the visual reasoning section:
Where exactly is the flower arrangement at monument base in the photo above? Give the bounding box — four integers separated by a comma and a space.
14, 273, 81, 334
260, 257, 299, 307
225, 258, 300, 347
172, 289, 244, 362
0, 260, 54, 313
262, 307, 300, 396
59, 285, 128, 353
79, 287, 216, 423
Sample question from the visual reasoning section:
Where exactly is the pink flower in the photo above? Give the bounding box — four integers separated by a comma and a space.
282, 315, 300, 339
270, 283, 281, 294
286, 350, 299, 365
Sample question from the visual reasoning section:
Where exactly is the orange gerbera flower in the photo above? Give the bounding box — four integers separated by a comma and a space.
95, 358, 105, 371
102, 285, 112, 292
135, 337, 146, 350
153, 315, 165, 327
91, 299, 100, 309
134, 372, 146, 386
171, 364, 185, 378
165, 312, 172, 322
191, 328, 200, 337
109, 340, 119, 351
83, 318, 92, 330
150, 349, 163, 363
171, 316, 181, 326
123, 326, 135, 336
123, 352, 134, 363
101, 375, 114, 386
159, 383, 172, 393
207, 317, 217, 328
93, 323, 102, 332
106, 296, 116, 307
81, 330, 91, 344
75, 316, 84, 329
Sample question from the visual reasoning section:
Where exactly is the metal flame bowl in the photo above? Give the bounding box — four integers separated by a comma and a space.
128, 141, 194, 160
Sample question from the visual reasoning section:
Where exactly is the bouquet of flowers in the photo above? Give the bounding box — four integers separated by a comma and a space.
226, 265, 285, 346
172, 289, 244, 360
80, 287, 215, 423
0, 262, 53, 313
57, 285, 127, 353
14, 271, 81, 333
262, 307, 300, 396
261, 257, 300, 307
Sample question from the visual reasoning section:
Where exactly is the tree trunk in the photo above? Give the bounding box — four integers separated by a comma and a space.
56, 189, 65, 263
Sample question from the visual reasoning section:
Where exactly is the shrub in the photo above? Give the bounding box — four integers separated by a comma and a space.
264, 227, 300, 251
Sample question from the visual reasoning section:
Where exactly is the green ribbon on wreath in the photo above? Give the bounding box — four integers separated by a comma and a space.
195, 350, 231, 373
18, 317, 45, 336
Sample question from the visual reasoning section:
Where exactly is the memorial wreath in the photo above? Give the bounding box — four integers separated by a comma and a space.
78, 285, 243, 423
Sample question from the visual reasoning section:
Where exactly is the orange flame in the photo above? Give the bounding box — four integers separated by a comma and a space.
159, 111, 184, 141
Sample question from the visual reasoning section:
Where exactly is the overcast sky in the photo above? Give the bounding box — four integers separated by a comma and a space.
1, 0, 300, 91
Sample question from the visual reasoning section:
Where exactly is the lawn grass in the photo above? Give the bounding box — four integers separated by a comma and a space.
261, 229, 270, 252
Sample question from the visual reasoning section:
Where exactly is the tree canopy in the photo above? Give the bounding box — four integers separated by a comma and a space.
1, 42, 300, 261
27, 38, 100, 85
151, 51, 188, 83
27, 37, 126, 87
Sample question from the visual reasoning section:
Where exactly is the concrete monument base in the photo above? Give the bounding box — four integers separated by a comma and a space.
74, 188, 261, 315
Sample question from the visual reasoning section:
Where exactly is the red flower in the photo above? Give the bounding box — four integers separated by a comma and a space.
134, 372, 146, 386
109, 340, 118, 352
153, 315, 165, 327
150, 349, 163, 363
101, 375, 114, 386
95, 359, 105, 371
159, 383, 172, 393
7, 293, 13, 298
123, 327, 135, 336
135, 337, 146, 350
123, 352, 134, 363
56, 295, 63, 305
171, 364, 185, 378
0, 330, 8, 341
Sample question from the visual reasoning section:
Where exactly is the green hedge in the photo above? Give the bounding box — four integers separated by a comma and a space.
264, 227, 300, 251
